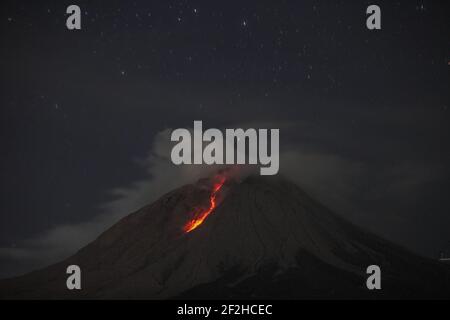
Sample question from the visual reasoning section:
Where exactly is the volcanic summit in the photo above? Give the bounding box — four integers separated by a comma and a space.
1, 173, 449, 299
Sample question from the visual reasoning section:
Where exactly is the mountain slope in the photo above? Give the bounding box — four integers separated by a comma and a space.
1, 174, 449, 299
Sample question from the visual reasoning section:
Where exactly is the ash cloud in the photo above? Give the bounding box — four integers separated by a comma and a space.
0, 123, 446, 278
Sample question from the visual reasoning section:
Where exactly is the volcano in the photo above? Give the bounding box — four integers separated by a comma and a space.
1, 174, 449, 299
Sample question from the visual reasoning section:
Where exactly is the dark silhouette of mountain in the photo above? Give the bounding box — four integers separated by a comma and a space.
1, 174, 449, 299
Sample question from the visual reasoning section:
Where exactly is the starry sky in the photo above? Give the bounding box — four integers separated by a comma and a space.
0, 0, 449, 277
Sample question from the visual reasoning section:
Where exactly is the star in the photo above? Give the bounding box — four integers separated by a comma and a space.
416, 4, 425, 11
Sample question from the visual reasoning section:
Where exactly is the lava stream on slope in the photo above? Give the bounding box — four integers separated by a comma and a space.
183, 176, 226, 233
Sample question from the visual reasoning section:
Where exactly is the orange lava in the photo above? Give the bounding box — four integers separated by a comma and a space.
183, 177, 226, 233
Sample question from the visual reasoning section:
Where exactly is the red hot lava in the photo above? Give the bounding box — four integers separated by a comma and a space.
183, 176, 226, 233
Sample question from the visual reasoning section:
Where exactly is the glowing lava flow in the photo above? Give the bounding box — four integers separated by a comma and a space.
183, 177, 226, 233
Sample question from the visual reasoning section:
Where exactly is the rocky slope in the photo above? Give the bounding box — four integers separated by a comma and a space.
1, 174, 449, 299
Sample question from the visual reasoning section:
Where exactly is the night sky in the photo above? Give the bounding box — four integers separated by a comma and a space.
1, 0, 449, 277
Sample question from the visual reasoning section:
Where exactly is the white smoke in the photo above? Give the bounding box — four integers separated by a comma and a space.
0, 123, 435, 278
